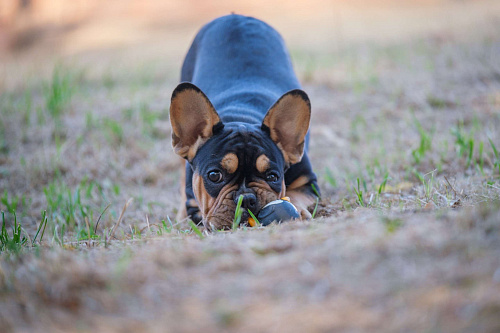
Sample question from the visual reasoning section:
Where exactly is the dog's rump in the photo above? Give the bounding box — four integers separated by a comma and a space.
180, 14, 301, 122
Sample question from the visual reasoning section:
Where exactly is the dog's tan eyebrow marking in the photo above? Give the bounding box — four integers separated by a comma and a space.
221, 153, 238, 173
256, 154, 270, 173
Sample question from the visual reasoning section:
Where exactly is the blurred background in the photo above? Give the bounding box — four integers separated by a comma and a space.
1, 3, 500, 331
1, 0, 499, 89
0, 0, 499, 231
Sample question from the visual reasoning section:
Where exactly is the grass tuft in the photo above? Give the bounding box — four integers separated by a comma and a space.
32, 210, 48, 246
353, 178, 366, 207
489, 138, 500, 174
411, 114, 433, 165
1, 211, 28, 253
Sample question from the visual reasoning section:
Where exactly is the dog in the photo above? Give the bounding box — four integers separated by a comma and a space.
169, 14, 319, 230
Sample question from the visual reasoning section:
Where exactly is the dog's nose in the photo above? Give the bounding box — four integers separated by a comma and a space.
235, 193, 257, 211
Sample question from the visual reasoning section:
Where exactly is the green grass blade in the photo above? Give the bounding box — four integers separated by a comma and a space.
247, 209, 261, 227
489, 138, 499, 160
378, 172, 389, 194
188, 220, 204, 239
311, 197, 319, 219
232, 195, 244, 231
311, 183, 321, 199
32, 210, 47, 246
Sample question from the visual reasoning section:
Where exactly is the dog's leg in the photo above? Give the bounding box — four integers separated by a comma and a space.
184, 162, 203, 224
285, 152, 319, 219
176, 161, 203, 224
175, 160, 188, 221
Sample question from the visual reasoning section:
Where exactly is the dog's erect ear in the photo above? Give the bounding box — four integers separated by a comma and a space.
262, 90, 311, 165
170, 82, 222, 161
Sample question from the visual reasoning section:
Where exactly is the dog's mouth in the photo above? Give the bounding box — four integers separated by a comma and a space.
239, 210, 255, 224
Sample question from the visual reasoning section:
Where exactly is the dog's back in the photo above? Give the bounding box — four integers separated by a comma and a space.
181, 14, 301, 123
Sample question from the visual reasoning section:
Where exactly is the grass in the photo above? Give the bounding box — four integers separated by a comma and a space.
1, 190, 22, 214
232, 194, 244, 231
188, 220, 205, 239
102, 118, 124, 145
43, 66, 73, 132
247, 209, 261, 226
411, 113, 434, 165
0, 211, 27, 253
0, 10, 500, 332
353, 177, 366, 207
489, 138, 500, 174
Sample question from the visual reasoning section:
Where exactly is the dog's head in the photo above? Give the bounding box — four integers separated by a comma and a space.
169, 82, 310, 229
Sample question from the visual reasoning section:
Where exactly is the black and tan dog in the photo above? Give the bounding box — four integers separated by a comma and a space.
170, 14, 319, 230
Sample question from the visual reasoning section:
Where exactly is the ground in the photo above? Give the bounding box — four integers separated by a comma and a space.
0, 1, 500, 332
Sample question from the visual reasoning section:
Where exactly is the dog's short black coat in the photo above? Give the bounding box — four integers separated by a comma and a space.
170, 14, 319, 229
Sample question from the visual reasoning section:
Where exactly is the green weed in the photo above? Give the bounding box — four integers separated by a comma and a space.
44, 66, 73, 128
1, 211, 27, 253
477, 141, 484, 174
349, 114, 367, 143
353, 178, 366, 207
0, 117, 8, 155
1, 190, 21, 213
43, 177, 105, 230
382, 216, 403, 233
325, 167, 338, 188
489, 138, 500, 174
32, 210, 49, 246
378, 172, 390, 194
77, 217, 101, 241
426, 95, 453, 109
188, 220, 205, 239
232, 195, 244, 231
22, 88, 33, 126
157, 217, 173, 235
414, 169, 436, 203
247, 209, 261, 227
140, 103, 162, 134
311, 197, 319, 218
311, 183, 321, 199
451, 120, 475, 167
102, 118, 124, 145
411, 115, 433, 164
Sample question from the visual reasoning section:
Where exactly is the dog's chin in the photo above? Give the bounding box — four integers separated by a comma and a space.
203, 187, 280, 230
204, 208, 252, 230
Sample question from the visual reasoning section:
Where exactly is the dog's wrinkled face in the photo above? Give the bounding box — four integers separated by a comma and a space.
170, 82, 311, 229
191, 123, 286, 229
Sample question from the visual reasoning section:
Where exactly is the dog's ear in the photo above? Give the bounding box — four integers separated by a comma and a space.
262, 90, 311, 165
170, 82, 222, 161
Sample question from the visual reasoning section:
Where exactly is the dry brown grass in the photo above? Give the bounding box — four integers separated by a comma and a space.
1, 1, 500, 332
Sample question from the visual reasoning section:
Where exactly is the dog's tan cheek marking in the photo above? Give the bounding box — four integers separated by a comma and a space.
192, 173, 215, 218
221, 153, 238, 174
256, 154, 270, 173
192, 173, 238, 229
205, 183, 239, 230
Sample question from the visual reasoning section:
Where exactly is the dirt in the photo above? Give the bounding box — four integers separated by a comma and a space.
1, 1, 500, 332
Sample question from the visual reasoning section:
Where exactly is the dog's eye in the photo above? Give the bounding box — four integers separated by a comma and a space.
266, 172, 279, 182
208, 170, 223, 183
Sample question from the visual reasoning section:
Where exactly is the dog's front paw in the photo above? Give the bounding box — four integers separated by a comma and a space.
299, 208, 312, 220
286, 190, 317, 220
